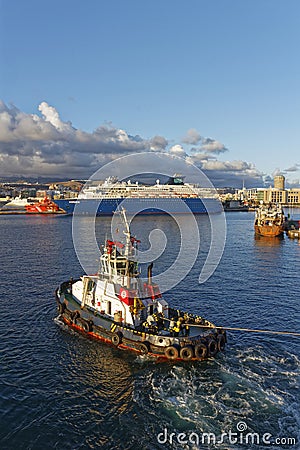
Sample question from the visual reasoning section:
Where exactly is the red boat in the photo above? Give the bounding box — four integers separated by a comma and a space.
25, 197, 62, 214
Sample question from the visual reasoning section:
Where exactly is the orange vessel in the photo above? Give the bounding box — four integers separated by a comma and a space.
25, 197, 62, 214
254, 203, 285, 237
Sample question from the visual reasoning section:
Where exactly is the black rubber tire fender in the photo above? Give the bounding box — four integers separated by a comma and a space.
139, 342, 150, 354
111, 331, 123, 346
180, 346, 194, 361
64, 309, 73, 320
76, 318, 92, 333
58, 303, 66, 314
164, 345, 179, 360
71, 310, 80, 324
207, 338, 218, 357
217, 334, 226, 352
86, 320, 93, 332
219, 329, 227, 343
194, 343, 208, 359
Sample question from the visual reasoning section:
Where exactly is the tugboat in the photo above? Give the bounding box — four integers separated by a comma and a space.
287, 221, 300, 239
287, 228, 300, 239
25, 197, 64, 214
254, 202, 285, 237
55, 209, 226, 361
285, 216, 300, 239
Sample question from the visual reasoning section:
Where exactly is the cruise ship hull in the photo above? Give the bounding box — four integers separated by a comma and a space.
54, 197, 221, 215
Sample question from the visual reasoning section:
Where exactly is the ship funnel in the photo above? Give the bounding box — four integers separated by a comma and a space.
147, 262, 153, 285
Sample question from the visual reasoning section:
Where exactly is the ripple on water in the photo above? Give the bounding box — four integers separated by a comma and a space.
130, 339, 300, 449
0, 213, 299, 449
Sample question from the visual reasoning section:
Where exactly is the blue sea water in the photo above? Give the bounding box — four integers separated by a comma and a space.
0, 211, 299, 450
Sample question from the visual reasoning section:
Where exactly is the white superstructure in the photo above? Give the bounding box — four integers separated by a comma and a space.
78, 174, 217, 200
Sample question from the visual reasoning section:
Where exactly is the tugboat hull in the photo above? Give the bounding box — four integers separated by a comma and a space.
55, 285, 226, 362
254, 203, 285, 237
254, 224, 284, 237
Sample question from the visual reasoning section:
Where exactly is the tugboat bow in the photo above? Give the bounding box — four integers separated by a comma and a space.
55, 209, 226, 361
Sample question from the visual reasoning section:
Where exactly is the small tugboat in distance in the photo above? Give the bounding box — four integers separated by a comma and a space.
287, 221, 300, 239
55, 209, 226, 361
285, 216, 300, 239
254, 202, 285, 237
287, 228, 300, 239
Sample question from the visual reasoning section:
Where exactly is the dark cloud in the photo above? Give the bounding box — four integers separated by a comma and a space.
285, 164, 300, 172
149, 135, 169, 151
198, 160, 264, 188
200, 138, 228, 154
182, 128, 201, 145
182, 129, 228, 154
263, 175, 273, 185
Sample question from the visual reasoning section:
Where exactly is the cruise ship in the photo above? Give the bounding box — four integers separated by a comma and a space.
53, 174, 221, 215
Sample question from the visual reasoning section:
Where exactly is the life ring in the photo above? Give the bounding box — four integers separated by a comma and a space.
139, 342, 150, 354
164, 345, 179, 360
180, 346, 194, 361
217, 334, 226, 351
111, 332, 123, 346
194, 343, 208, 359
207, 338, 218, 357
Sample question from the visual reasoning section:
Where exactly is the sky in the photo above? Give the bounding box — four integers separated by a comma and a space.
0, 0, 300, 187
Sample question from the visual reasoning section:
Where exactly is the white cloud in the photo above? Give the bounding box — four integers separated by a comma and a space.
0, 101, 168, 177
0, 100, 266, 187
169, 144, 186, 157
201, 160, 252, 172
38, 101, 73, 133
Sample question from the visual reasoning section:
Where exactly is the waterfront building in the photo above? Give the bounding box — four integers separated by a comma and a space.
287, 189, 300, 204
261, 187, 288, 204
249, 185, 299, 206
274, 175, 285, 190
230, 174, 300, 206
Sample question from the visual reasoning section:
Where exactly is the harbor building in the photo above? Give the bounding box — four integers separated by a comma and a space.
249, 186, 299, 207
287, 189, 300, 204
274, 175, 285, 190
231, 175, 300, 206
257, 187, 288, 204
